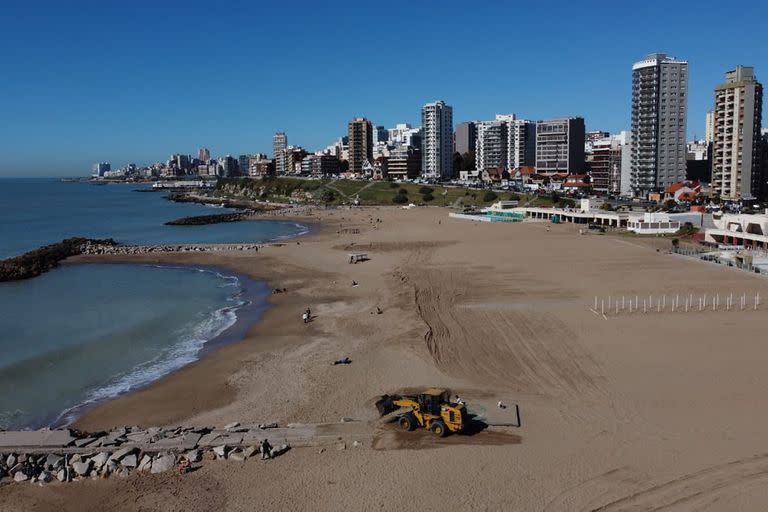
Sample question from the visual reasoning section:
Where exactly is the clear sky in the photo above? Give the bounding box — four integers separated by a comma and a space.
1, 1, 766, 176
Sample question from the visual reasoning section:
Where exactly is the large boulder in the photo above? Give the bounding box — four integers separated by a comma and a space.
184, 450, 201, 463
5, 454, 17, 468
108, 446, 137, 463
228, 449, 246, 462
14, 471, 29, 482
44, 454, 63, 471
39, 471, 53, 483
56, 469, 67, 482
243, 446, 259, 459
272, 444, 290, 457
72, 460, 91, 476
212, 445, 228, 459
137, 455, 153, 472
150, 454, 176, 474
90, 452, 110, 470
121, 454, 138, 468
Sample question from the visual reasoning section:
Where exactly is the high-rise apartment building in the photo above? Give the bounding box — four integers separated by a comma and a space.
711, 66, 763, 200
619, 131, 633, 197
421, 100, 453, 179
454, 121, 477, 156
474, 114, 535, 172
173, 154, 191, 172
508, 118, 536, 169
476, 120, 507, 172
198, 148, 210, 161
221, 155, 238, 177
587, 137, 622, 195
630, 53, 688, 197
273, 132, 287, 175
93, 162, 111, 177
237, 154, 250, 176
348, 118, 373, 174
705, 111, 715, 145
535, 117, 585, 174
372, 125, 388, 145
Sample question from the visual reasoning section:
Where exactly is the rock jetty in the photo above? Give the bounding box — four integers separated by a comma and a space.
0, 425, 293, 485
81, 243, 260, 255
0, 420, 370, 485
165, 192, 282, 211
165, 212, 249, 226
0, 238, 118, 282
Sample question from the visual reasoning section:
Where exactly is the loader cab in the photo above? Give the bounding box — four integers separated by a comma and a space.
418, 388, 450, 416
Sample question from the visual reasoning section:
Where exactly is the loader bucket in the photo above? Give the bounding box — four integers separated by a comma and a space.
375, 394, 399, 416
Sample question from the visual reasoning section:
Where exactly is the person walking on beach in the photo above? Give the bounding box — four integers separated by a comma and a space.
302, 312, 308, 324
261, 439, 273, 460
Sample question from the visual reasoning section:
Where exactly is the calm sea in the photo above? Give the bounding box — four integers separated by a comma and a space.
0, 178, 306, 430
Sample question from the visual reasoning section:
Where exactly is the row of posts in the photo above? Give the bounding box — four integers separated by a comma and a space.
592, 292, 761, 315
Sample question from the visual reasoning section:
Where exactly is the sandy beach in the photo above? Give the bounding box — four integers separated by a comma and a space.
4, 206, 768, 511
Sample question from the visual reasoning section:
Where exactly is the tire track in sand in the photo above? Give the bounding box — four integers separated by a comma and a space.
400, 248, 604, 399
545, 454, 768, 511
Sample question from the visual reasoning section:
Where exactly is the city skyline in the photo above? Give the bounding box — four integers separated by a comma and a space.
1, 2, 767, 176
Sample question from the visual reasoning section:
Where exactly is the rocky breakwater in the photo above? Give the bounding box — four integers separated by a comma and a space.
82, 243, 261, 256
165, 212, 250, 226
0, 238, 119, 282
165, 192, 283, 211
0, 424, 291, 485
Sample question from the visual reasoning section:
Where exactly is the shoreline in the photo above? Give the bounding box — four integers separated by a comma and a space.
70, 214, 332, 432
24, 262, 270, 431
0, 213, 318, 431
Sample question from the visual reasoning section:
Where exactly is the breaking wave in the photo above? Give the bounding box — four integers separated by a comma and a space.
51, 267, 248, 427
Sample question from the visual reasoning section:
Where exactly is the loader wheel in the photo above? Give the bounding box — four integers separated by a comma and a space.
430, 420, 447, 437
398, 413, 416, 431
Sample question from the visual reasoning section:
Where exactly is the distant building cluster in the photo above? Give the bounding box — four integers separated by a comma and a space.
94, 53, 766, 204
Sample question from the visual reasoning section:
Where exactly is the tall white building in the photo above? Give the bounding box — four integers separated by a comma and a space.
505, 117, 536, 169
421, 100, 453, 179
620, 130, 633, 197
630, 53, 689, 197
475, 114, 535, 172
273, 132, 287, 175
705, 111, 715, 144
711, 66, 763, 200
476, 119, 508, 172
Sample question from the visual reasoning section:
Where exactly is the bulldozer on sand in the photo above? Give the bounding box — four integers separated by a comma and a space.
375, 388, 466, 437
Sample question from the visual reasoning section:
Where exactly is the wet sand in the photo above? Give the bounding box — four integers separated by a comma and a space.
5, 206, 768, 511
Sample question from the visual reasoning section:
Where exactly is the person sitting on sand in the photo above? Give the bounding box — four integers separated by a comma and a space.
302, 312, 308, 324
352, 280, 358, 287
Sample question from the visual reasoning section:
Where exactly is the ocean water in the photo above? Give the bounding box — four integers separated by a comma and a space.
0, 178, 309, 258
0, 178, 305, 430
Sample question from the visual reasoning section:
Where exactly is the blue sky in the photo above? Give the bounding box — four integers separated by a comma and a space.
1, 1, 766, 176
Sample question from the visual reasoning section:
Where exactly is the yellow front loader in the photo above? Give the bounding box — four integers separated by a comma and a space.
375, 388, 466, 437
